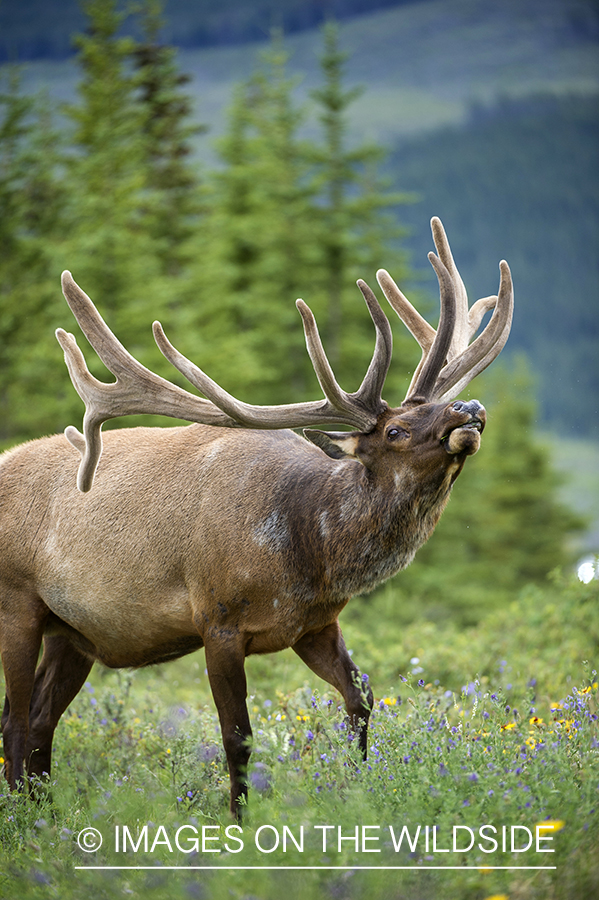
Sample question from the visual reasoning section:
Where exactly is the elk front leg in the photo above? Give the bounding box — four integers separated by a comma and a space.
26, 634, 94, 780
293, 620, 374, 759
204, 636, 252, 819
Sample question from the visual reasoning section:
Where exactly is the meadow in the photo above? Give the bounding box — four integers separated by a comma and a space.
1, 569, 597, 900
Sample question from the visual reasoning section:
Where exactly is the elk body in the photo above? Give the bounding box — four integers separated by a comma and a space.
0, 219, 513, 816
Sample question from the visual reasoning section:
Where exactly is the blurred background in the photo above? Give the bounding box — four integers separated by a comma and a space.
1, 0, 598, 624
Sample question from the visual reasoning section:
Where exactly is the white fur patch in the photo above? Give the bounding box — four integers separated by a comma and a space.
253, 511, 289, 550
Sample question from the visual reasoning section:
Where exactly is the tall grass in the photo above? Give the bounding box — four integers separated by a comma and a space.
1, 571, 598, 899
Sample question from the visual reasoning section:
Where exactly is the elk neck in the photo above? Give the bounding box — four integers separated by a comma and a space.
257, 431, 457, 604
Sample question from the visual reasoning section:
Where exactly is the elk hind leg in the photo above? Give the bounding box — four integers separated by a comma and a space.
25, 634, 94, 781
0, 599, 46, 789
293, 620, 374, 759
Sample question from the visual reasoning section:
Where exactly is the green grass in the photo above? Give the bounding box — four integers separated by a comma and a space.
1, 571, 598, 899
544, 434, 599, 556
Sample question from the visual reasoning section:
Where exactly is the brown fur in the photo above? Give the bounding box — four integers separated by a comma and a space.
0, 398, 484, 815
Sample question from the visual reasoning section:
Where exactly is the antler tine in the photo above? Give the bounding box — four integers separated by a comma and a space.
433, 260, 514, 401
406, 253, 457, 401
376, 268, 436, 354
57, 272, 238, 491
154, 318, 373, 431
377, 218, 513, 404
375, 267, 434, 402
349, 279, 392, 413
293, 300, 356, 415
430, 216, 470, 357
155, 280, 393, 433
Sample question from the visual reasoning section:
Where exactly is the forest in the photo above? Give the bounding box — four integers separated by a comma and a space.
0, 0, 585, 621
0, 0, 434, 61
0, 2, 598, 898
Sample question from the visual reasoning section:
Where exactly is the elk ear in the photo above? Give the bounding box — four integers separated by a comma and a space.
303, 429, 360, 460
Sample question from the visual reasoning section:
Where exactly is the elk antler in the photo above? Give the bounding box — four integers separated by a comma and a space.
377, 217, 513, 403
57, 273, 392, 492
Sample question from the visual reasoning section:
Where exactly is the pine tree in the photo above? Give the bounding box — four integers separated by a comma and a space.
60, 0, 176, 387
0, 67, 67, 444
183, 36, 319, 404
309, 22, 416, 401
132, 0, 205, 275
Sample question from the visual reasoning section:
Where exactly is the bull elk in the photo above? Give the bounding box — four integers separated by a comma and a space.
0, 218, 512, 817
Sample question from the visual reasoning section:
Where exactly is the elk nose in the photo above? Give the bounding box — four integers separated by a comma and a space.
452, 399, 484, 417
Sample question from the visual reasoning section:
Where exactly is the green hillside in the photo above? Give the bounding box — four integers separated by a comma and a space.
388, 93, 599, 438
0, 0, 424, 60
17, 0, 599, 152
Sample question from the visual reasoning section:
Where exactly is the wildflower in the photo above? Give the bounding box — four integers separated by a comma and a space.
529, 716, 544, 726
381, 697, 397, 706
418, 679, 425, 687
501, 722, 516, 731
536, 819, 565, 833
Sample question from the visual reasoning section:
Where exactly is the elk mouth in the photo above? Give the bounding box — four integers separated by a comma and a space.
441, 416, 484, 455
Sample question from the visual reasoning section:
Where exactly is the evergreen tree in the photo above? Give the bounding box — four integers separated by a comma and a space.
0, 67, 67, 444
60, 0, 181, 400
183, 36, 319, 404
132, 0, 205, 275
309, 22, 416, 400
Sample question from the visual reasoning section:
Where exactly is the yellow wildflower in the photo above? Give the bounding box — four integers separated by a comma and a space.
501, 722, 517, 731
536, 820, 565, 833
529, 716, 544, 726
382, 697, 397, 706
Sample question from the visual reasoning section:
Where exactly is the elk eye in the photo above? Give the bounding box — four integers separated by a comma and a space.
387, 427, 408, 441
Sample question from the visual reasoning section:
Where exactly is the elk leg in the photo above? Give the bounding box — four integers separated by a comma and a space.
293, 620, 374, 759
25, 634, 94, 780
0, 602, 46, 788
203, 637, 252, 819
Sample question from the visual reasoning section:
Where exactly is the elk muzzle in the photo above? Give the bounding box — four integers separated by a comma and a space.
444, 399, 486, 455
